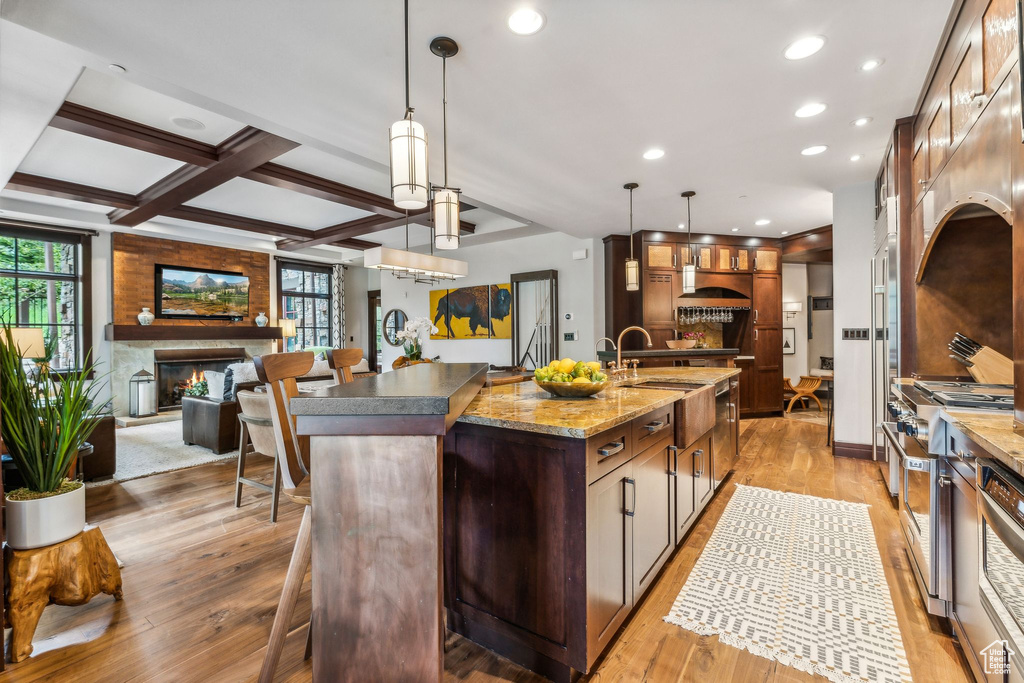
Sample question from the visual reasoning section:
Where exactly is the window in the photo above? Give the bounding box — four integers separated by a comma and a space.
0, 230, 85, 371
278, 260, 332, 352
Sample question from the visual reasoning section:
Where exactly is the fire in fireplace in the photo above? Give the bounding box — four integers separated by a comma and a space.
153, 348, 245, 410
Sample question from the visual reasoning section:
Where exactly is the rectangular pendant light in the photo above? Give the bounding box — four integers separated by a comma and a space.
433, 188, 460, 249
363, 246, 468, 280
682, 264, 696, 294
625, 258, 639, 291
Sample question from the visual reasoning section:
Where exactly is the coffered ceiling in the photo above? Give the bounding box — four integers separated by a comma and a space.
1, 0, 953, 251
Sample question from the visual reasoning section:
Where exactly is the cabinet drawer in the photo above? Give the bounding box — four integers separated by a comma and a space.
677, 385, 715, 447
587, 428, 634, 484
632, 405, 674, 453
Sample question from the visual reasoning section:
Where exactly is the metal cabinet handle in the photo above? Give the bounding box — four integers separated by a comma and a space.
694, 449, 704, 477
624, 477, 636, 516
754, 329, 759, 341
939, 475, 952, 488
918, 178, 928, 185
597, 440, 625, 457
673, 253, 677, 267
728, 402, 736, 423
753, 257, 758, 270
643, 420, 667, 433
668, 445, 678, 476
955, 449, 975, 462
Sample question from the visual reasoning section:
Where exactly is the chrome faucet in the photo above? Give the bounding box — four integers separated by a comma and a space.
615, 326, 653, 375
596, 337, 617, 356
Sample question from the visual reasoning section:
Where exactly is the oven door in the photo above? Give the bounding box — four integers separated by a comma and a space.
979, 481, 1024, 681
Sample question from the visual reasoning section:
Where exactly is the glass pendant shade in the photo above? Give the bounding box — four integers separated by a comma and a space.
625, 258, 640, 291
433, 187, 460, 250
682, 264, 696, 294
389, 116, 429, 209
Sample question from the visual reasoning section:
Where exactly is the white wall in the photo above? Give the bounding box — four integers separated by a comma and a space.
832, 183, 875, 446
90, 231, 113, 407
807, 263, 834, 369
781, 263, 808, 380
380, 232, 602, 370
344, 265, 370, 350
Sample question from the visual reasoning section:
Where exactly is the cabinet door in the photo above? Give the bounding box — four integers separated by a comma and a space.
752, 273, 781, 325
646, 243, 676, 270
736, 359, 755, 415
673, 442, 696, 545
632, 440, 675, 599
729, 379, 740, 459
681, 244, 713, 270
643, 270, 679, 326
753, 326, 783, 413
643, 327, 677, 367
586, 463, 633, 651
950, 35, 982, 147
912, 138, 928, 206
983, 0, 1018, 95
752, 248, 779, 272
716, 246, 752, 272
927, 101, 948, 180
693, 434, 714, 511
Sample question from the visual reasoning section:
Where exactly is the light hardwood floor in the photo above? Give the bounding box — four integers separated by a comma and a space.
1, 417, 972, 682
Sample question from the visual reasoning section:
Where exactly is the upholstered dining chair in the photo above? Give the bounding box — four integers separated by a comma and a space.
253, 351, 315, 683
234, 390, 282, 522
326, 347, 364, 384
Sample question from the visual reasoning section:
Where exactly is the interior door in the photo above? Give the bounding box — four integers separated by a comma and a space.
631, 440, 675, 598
367, 289, 381, 373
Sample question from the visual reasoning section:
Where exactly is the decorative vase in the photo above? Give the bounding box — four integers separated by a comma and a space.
6, 483, 86, 550
255, 312, 269, 327
680, 339, 697, 349
137, 307, 155, 326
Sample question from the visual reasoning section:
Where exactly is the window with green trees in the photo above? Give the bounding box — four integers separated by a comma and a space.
0, 233, 81, 371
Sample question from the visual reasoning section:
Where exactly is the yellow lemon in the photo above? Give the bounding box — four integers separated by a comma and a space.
586, 361, 601, 373
572, 376, 591, 383
558, 358, 576, 374
548, 360, 560, 369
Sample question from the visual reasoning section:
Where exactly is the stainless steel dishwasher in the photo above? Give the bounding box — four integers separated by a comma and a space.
713, 380, 734, 488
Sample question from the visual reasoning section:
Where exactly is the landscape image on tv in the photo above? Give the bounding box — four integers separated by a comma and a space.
158, 267, 250, 318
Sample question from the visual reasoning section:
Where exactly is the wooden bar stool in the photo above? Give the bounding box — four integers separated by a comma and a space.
785, 375, 824, 413
234, 390, 282, 522
327, 347, 364, 384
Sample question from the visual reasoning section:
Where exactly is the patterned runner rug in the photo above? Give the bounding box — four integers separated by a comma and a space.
664, 484, 912, 683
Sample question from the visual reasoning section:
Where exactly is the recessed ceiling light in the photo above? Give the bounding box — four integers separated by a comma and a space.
852, 117, 872, 127
170, 116, 206, 131
850, 154, 863, 162
643, 148, 665, 160
781, 231, 789, 235
784, 36, 825, 60
508, 8, 545, 35
108, 64, 127, 73
731, 227, 740, 232
755, 219, 771, 226
861, 58, 884, 71
677, 223, 686, 229
801, 145, 828, 156
794, 102, 827, 118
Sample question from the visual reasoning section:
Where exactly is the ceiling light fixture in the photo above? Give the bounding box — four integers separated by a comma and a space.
508, 8, 545, 35
430, 36, 461, 250
731, 228, 740, 232
860, 58, 884, 71
364, 246, 468, 281
389, 0, 429, 210
108, 64, 127, 74
643, 148, 665, 160
170, 116, 206, 131
677, 223, 686, 229
801, 145, 828, 156
784, 36, 825, 60
852, 117, 872, 127
781, 231, 790, 235
681, 191, 697, 294
624, 183, 640, 292
850, 154, 863, 162
755, 219, 771, 226
794, 102, 827, 118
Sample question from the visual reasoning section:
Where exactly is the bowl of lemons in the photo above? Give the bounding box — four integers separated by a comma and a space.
533, 358, 611, 398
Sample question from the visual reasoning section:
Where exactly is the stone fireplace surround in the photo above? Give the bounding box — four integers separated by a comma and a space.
110, 339, 274, 417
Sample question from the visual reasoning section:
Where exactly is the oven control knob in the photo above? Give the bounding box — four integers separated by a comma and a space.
887, 402, 901, 418
896, 419, 905, 433
903, 420, 919, 438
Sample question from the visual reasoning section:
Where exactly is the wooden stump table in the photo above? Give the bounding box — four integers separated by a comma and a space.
4, 526, 122, 662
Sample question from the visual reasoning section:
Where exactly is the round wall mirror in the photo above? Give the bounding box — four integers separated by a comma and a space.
382, 309, 409, 346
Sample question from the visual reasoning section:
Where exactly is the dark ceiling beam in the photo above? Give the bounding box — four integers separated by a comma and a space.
165, 206, 315, 239
6, 173, 139, 210
50, 102, 219, 167
107, 127, 299, 227
243, 163, 409, 219
277, 215, 398, 251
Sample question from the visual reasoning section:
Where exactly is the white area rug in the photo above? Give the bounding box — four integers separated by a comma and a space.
88, 420, 235, 487
665, 484, 911, 683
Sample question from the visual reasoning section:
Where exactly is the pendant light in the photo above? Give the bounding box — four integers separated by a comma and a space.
430, 36, 461, 250
681, 190, 696, 294
624, 183, 640, 291
389, 0, 429, 210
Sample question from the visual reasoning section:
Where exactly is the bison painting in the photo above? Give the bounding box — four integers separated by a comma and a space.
433, 284, 512, 338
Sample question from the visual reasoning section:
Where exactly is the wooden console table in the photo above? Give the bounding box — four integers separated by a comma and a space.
290, 363, 488, 681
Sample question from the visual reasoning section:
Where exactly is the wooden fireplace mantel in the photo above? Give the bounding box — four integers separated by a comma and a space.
104, 324, 283, 341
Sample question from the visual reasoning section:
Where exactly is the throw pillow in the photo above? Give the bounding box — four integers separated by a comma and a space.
820, 356, 835, 370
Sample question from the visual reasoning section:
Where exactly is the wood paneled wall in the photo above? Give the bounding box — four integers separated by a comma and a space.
915, 214, 1012, 376
111, 233, 270, 326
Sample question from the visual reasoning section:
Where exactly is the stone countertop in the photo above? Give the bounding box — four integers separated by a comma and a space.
941, 409, 1024, 475
291, 362, 489, 416
457, 367, 740, 439
597, 347, 740, 359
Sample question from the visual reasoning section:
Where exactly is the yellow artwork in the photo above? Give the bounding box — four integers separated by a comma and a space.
429, 288, 450, 339
490, 284, 512, 339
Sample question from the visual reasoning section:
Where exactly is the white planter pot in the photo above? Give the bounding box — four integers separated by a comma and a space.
255, 312, 269, 327
6, 484, 86, 550
138, 307, 155, 326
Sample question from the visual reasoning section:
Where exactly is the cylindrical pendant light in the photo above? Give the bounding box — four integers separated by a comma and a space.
624, 183, 640, 292
681, 191, 696, 294
389, 0, 429, 210
431, 36, 461, 250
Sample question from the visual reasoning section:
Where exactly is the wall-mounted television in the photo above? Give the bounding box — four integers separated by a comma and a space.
155, 265, 250, 320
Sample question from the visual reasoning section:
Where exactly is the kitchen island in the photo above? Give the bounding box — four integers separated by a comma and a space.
444, 366, 741, 681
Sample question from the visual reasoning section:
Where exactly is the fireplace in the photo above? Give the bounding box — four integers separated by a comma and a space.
153, 348, 245, 410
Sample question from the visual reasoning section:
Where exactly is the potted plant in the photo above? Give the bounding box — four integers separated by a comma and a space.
0, 326, 108, 549
680, 331, 702, 349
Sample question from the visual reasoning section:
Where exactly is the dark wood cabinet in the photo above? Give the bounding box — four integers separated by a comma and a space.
752, 273, 781, 325
631, 438, 676, 598
643, 270, 679, 326
673, 440, 697, 544
716, 245, 753, 272
587, 459, 633, 656
646, 243, 677, 270
753, 326, 783, 413
752, 247, 780, 272
735, 359, 755, 414
680, 244, 714, 270
692, 432, 713, 510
